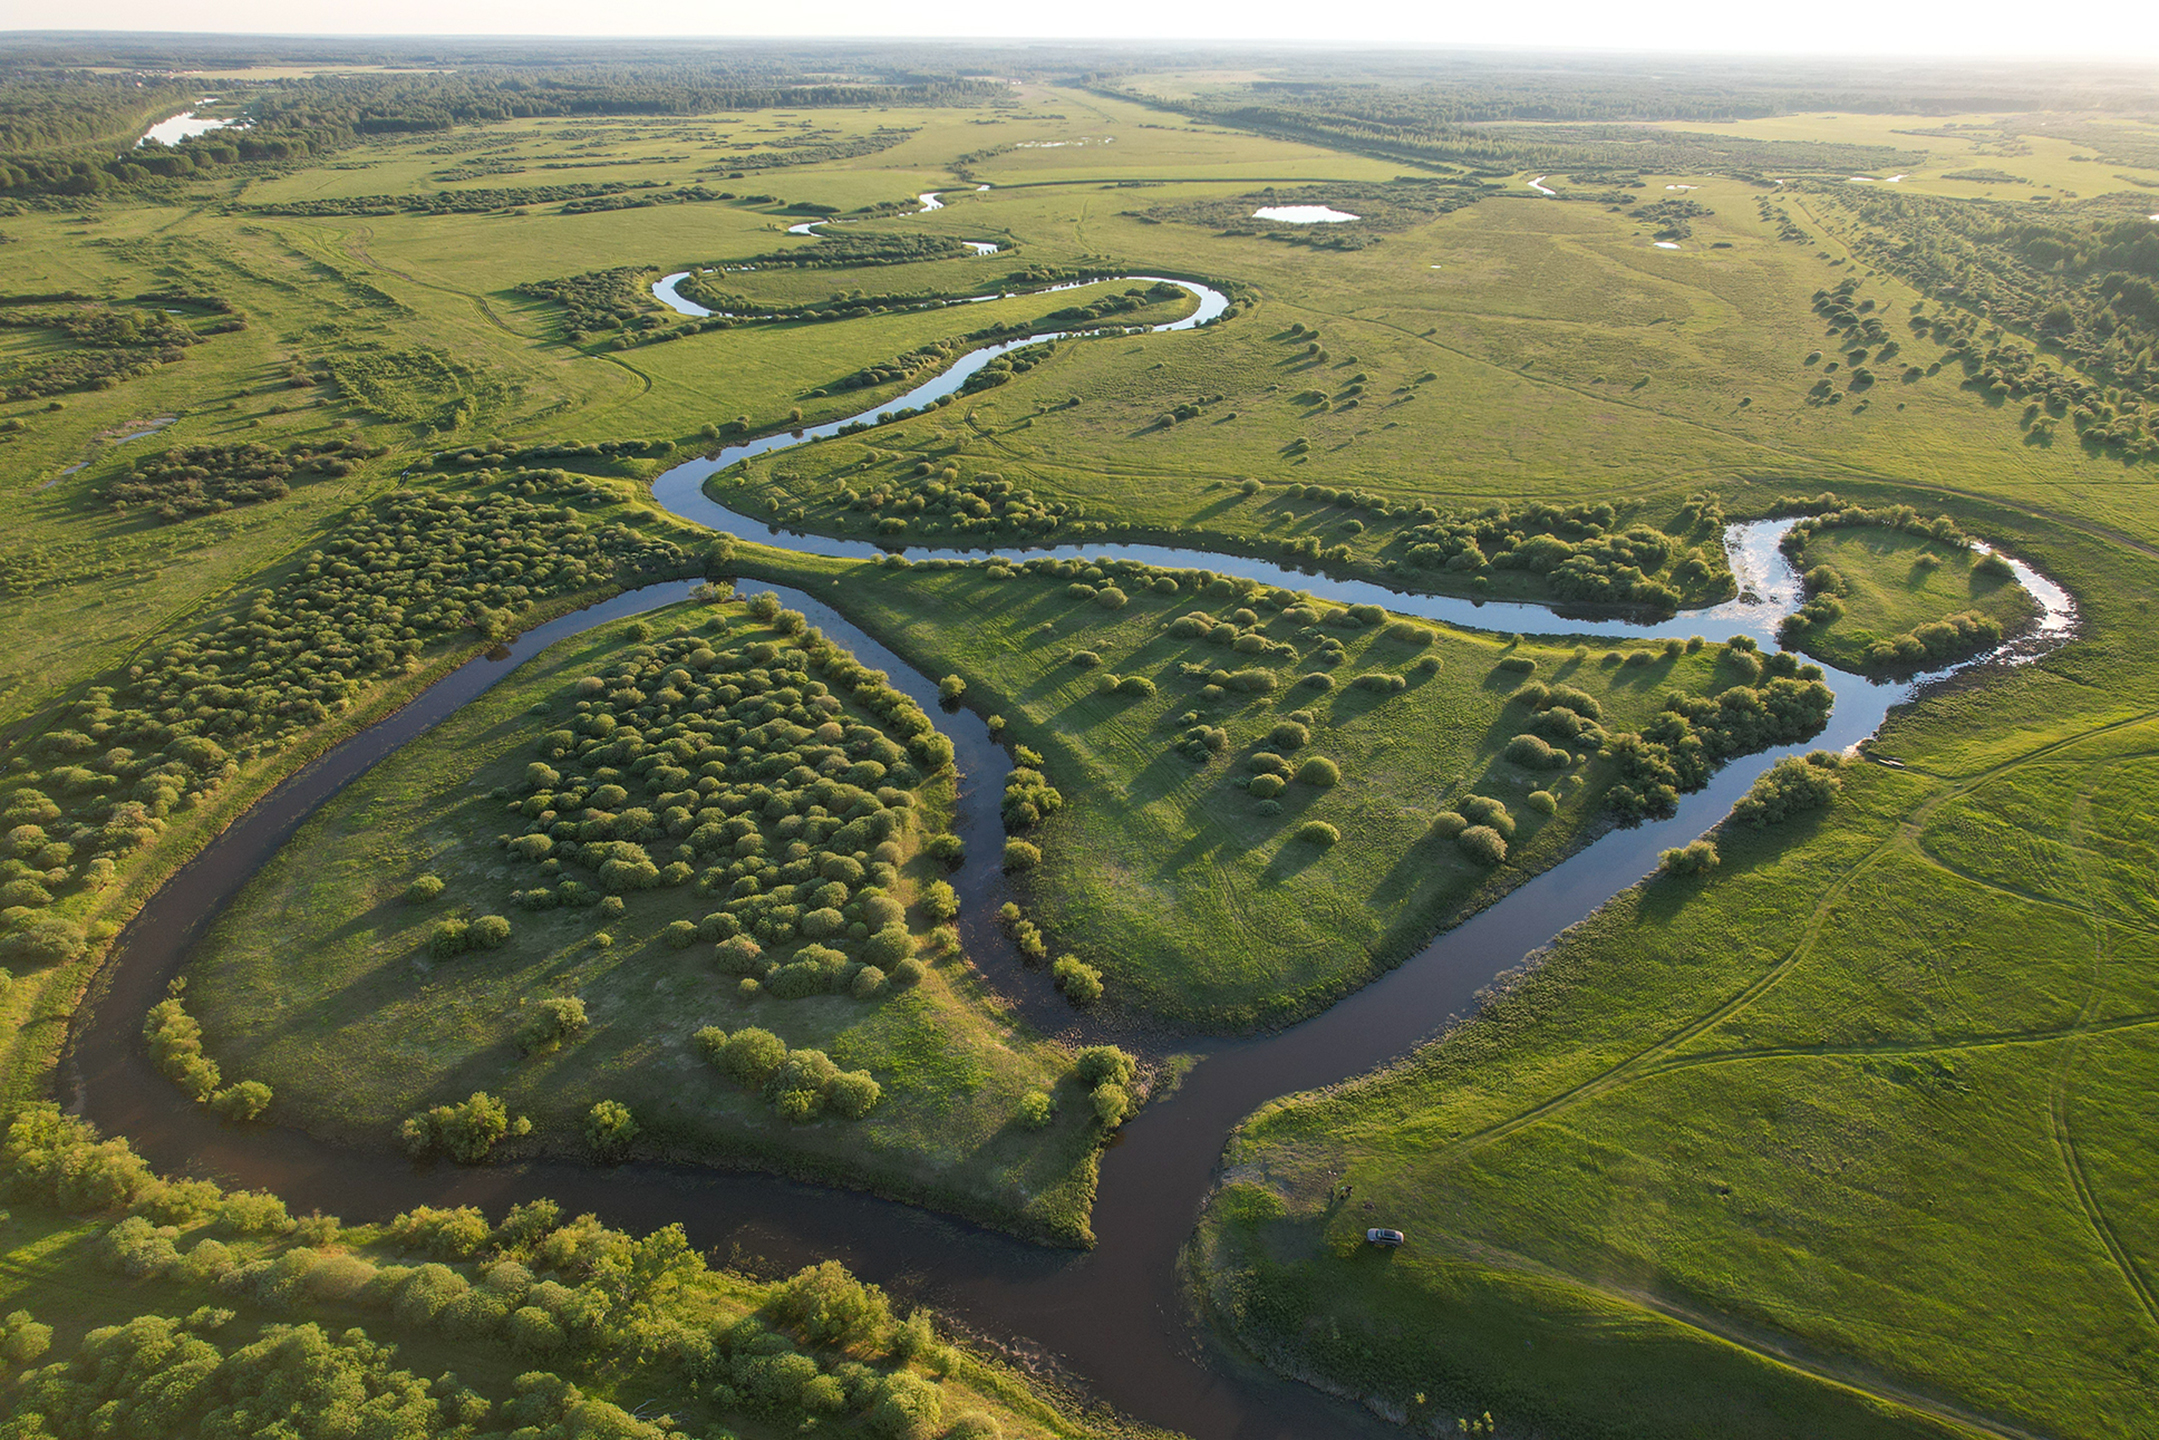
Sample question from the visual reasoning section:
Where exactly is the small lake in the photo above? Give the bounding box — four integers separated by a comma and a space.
139, 105, 243, 147
1253, 205, 1359, 224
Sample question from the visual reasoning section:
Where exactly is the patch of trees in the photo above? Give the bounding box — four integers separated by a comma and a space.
251, 180, 678, 217
142, 984, 274, 1122
1117, 77, 1927, 178
1730, 751, 1845, 827
697, 126, 917, 174
399, 1090, 532, 1163
438, 437, 674, 470
1818, 190, 2159, 458
0, 478, 692, 957
515, 267, 668, 342
736, 232, 979, 270
1600, 643, 1835, 820
1638, 197, 1712, 241
102, 439, 382, 522
498, 598, 951, 1038
1382, 494, 1727, 612
3, 1101, 1034, 1440
1145, 177, 1487, 242
0, 301, 218, 401
697, 1026, 883, 1122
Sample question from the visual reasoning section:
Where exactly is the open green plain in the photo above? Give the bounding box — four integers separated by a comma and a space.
0, 46, 2156, 1440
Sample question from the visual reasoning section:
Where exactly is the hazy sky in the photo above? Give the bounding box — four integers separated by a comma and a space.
7, 0, 2159, 59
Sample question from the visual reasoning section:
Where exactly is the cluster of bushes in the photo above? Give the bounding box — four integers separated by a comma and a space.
494, 602, 950, 1007
1001, 752, 1063, 832
398, 1091, 531, 1164
7, 1099, 1050, 1440
101, 438, 384, 521
1603, 643, 1835, 819
438, 437, 675, 471
0, 300, 206, 400
1731, 751, 1847, 827
141, 986, 273, 1122
1659, 838, 1721, 875
515, 996, 589, 1056
516, 266, 671, 343
1822, 187, 2159, 455
1074, 1046, 1137, 1129
697, 1026, 883, 1121
1434, 794, 1517, 865
0, 477, 693, 949
1772, 492, 1966, 551
828, 462, 1084, 540
1250, 492, 1730, 611
252, 179, 680, 218
428, 912, 512, 957
1638, 196, 1712, 241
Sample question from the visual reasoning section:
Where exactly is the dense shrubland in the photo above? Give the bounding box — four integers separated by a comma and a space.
1817, 188, 2159, 457
1730, 752, 1846, 827
0, 299, 227, 401
102, 439, 385, 522
0, 476, 696, 968
1, 1104, 1115, 1440
142, 984, 273, 1123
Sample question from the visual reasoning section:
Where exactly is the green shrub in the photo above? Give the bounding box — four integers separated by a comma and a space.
1504, 733, 1569, 769
584, 1100, 638, 1160
1456, 794, 1516, 837
428, 919, 470, 958
1498, 655, 1537, 674
404, 875, 445, 904
1052, 955, 1104, 1005
827, 1070, 883, 1119
468, 914, 511, 949
1296, 757, 1340, 787
1430, 810, 1469, 838
1018, 1090, 1054, 1128
1660, 839, 1721, 876
1458, 825, 1508, 865
1294, 821, 1340, 847
1092, 1084, 1133, 1128
661, 919, 699, 949
1731, 751, 1846, 826
398, 1091, 526, 1164
211, 1080, 273, 1124
938, 674, 966, 702
1269, 720, 1310, 750
1249, 773, 1286, 799
1074, 1045, 1135, 1087
1526, 789, 1560, 816
516, 996, 588, 1056
1001, 839, 1041, 871
719, 1027, 787, 1085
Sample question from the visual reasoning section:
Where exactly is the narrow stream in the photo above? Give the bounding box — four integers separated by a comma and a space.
66, 272, 2075, 1439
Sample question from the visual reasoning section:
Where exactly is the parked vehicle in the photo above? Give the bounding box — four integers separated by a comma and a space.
1366, 1228, 1405, 1247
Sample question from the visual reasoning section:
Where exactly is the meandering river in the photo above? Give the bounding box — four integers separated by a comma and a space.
67, 272, 2074, 1440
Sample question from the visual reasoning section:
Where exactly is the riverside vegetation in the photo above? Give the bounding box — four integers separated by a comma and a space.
0, 39, 2157, 1440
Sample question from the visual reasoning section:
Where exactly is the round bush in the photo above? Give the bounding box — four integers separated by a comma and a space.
1498, 655, 1537, 674
890, 957, 926, 987
404, 875, 445, 904
851, 965, 887, 999
1018, 1090, 1054, 1128
584, 1100, 638, 1161
1296, 757, 1340, 787
1294, 821, 1340, 847
1527, 789, 1560, 816
1249, 773, 1286, 799
1298, 672, 1334, 690
1458, 825, 1508, 865
1001, 839, 1041, 872
1268, 720, 1310, 750
468, 915, 511, 949
827, 1070, 883, 1119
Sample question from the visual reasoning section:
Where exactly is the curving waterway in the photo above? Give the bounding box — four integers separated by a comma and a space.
68, 272, 2074, 1439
